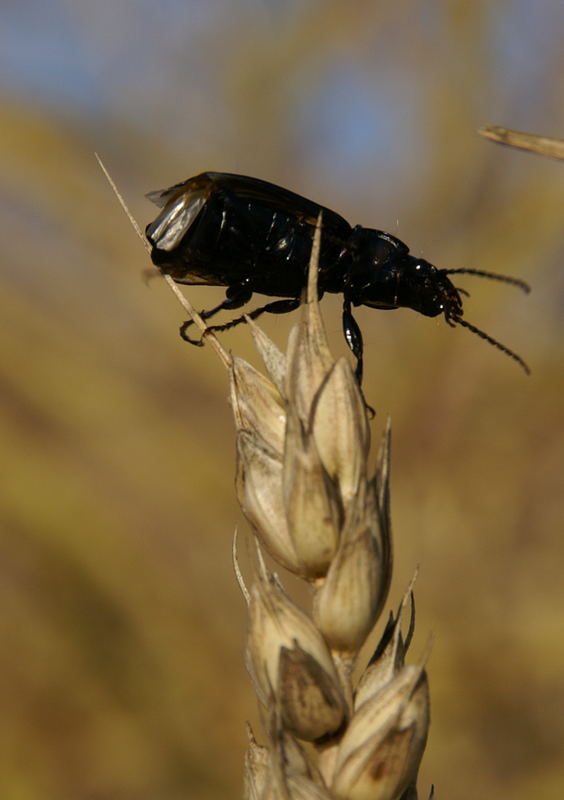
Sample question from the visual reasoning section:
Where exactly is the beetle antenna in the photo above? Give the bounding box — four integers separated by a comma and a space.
443, 268, 530, 294
452, 316, 530, 374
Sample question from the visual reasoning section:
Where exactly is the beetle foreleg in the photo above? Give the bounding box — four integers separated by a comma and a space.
342, 298, 364, 385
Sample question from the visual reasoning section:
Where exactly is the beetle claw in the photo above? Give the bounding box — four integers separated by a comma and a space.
179, 320, 205, 346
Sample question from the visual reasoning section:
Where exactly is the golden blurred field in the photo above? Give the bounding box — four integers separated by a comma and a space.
1, 2, 563, 798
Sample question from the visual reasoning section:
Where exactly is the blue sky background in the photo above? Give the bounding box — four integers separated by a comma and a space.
2, 0, 562, 194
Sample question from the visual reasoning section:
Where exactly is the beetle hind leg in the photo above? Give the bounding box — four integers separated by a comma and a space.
179, 285, 252, 345
202, 297, 302, 338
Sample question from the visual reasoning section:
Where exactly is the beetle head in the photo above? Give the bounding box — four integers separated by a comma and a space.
354, 254, 464, 320
350, 239, 531, 373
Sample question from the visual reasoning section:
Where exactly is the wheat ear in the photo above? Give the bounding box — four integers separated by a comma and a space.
229, 219, 430, 800
97, 155, 431, 799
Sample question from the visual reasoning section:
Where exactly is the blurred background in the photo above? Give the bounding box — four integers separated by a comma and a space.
1, 1, 563, 798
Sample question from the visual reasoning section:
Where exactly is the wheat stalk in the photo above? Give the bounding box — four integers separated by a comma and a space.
478, 125, 564, 160
97, 157, 430, 799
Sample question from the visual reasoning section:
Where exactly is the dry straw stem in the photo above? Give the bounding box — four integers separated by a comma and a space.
97, 158, 430, 800
95, 152, 232, 369
478, 125, 564, 160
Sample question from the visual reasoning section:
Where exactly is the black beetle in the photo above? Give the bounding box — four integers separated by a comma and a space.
146, 172, 530, 382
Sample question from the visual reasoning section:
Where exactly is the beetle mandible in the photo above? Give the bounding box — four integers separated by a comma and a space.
146, 172, 530, 382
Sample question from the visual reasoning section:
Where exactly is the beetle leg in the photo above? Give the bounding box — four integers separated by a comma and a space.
342, 298, 364, 385
179, 285, 253, 345
202, 297, 302, 337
